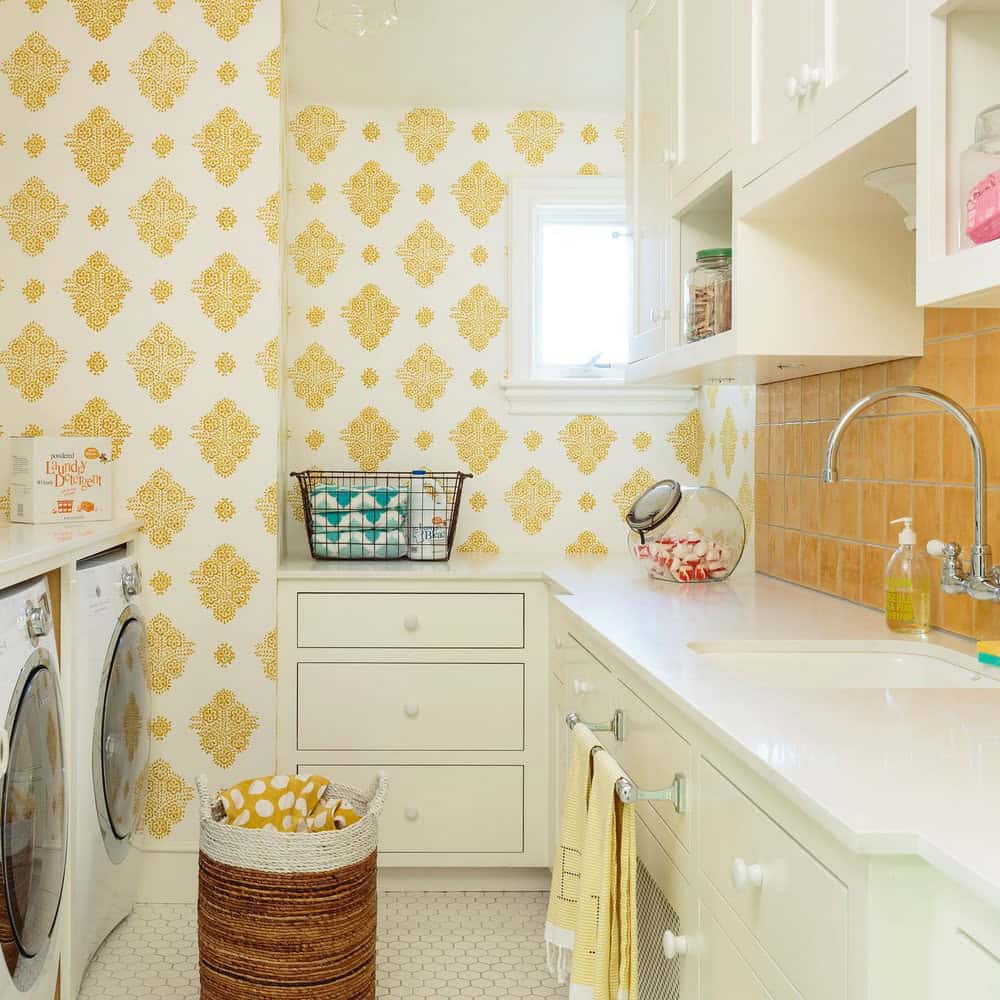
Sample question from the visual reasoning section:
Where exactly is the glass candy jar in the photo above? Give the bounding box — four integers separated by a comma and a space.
627, 480, 746, 583
684, 248, 732, 342
962, 104, 1000, 248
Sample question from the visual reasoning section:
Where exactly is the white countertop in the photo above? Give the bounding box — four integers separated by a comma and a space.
0, 518, 141, 588
280, 550, 1000, 908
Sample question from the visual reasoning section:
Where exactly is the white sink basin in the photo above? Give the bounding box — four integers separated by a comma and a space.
686, 641, 1000, 689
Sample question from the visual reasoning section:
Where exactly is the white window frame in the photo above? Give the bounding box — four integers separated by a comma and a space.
504, 176, 693, 416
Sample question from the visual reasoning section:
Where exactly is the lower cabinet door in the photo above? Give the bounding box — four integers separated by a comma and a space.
699, 905, 772, 1000
636, 816, 697, 1000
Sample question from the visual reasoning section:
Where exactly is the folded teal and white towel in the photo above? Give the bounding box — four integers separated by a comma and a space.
311, 527, 408, 559
311, 484, 406, 513
313, 508, 405, 531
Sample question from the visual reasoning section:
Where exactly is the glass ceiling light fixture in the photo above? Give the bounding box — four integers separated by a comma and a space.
316, 0, 399, 36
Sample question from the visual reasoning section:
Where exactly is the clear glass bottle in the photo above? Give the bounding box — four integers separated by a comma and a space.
961, 104, 1000, 249
684, 248, 733, 342
884, 516, 931, 637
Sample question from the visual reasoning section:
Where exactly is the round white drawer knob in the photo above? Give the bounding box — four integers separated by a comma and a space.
731, 857, 764, 891
785, 75, 800, 100
404, 807, 419, 822
573, 679, 595, 696
403, 614, 419, 633
662, 931, 689, 960
404, 703, 420, 719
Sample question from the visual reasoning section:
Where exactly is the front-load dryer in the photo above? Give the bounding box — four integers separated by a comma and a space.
68, 548, 148, 999
0, 576, 66, 1000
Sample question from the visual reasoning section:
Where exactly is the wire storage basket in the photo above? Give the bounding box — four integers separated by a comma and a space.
291, 470, 471, 562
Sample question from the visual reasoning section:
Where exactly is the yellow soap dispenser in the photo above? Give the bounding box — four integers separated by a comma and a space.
885, 516, 931, 636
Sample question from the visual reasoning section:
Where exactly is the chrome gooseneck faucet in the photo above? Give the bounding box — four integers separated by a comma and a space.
823, 385, 1000, 601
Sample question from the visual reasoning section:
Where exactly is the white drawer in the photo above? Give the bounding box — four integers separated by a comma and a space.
699, 759, 848, 1000
301, 764, 523, 854
699, 905, 773, 1000
615, 683, 692, 850
297, 592, 525, 649
297, 662, 524, 751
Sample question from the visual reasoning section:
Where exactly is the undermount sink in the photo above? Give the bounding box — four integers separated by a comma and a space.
686, 641, 1000, 689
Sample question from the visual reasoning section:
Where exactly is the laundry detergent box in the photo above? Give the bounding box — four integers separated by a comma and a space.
9, 436, 113, 523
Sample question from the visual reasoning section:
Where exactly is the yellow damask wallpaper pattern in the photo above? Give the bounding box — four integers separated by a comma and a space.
0, 0, 281, 845
284, 104, 755, 555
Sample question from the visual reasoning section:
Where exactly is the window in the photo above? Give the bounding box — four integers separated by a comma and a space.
509, 177, 629, 383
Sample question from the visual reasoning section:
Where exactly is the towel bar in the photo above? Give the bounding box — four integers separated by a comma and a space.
564, 712, 688, 814
565, 709, 626, 742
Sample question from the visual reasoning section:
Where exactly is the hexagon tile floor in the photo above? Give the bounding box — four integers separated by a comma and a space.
79, 892, 566, 999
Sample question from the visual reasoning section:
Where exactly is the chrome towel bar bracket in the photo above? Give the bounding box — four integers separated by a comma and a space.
565, 709, 626, 742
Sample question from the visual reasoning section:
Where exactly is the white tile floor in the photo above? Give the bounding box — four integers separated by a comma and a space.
79, 892, 565, 999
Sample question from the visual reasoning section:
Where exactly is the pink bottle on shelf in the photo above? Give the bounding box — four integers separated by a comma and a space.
962, 104, 1000, 248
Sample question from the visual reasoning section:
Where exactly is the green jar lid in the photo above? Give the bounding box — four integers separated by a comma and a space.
696, 247, 732, 260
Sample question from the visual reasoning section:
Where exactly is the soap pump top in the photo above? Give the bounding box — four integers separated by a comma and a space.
891, 516, 916, 546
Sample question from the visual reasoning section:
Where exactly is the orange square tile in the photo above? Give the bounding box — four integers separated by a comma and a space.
886, 415, 915, 482
837, 542, 862, 601
801, 421, 827, 478
861, 482, 887, 544
768, 527, 785, 577
784, 477, 802, 529
770, 384, 785, 425
975, 308, 1000, 332
769, 424, 785, 472
754, 475, 769, 524
860, 363, 889, 414
861, 417, 888, 481
988, 487, 1000, 553
974, 599, 1000, 640
783, 380, 802, 422
941, 307, 977, 338
887, 359, 917, 412
912, 484, 943, 543
800, 478, 819, 533
913, 413, 943, 482
975, 331, 1000, 408
942, 418, 974, 484
943, 486, 975, 551
929, 577, 943, 629
979, 409, 1000, 487
911, 341, 943, 407
838, 422, 863, 480
755, 384, 770, 426
942, 591, 974, 637
801, 376, 820, 421
862, 545, 886, 609
784, 531, 802, 583
819, 371, 841, 420
886, 483, 915, 543
940, 336, 975, 410
840, 368, 863, 410
755, 525, 770, 573
800, 533, 820, 588
924, 308, 942, 342
768, 476, 786, 526
819, 537, 839, 592
838, 480, 862, 540
817, 479, 840, 537
755, 426, 770, 475
784, 424, 802, 475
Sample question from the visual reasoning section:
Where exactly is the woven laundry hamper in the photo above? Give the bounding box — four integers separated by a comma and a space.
196, 773, 387, 1000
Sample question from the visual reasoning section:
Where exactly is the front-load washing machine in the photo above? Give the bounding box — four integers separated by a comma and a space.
0, 576, 66, 1000
68, 548, 148, 999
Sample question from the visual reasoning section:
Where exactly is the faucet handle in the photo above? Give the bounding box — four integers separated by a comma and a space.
928, 539, 968, 594
927, 539, 960, 559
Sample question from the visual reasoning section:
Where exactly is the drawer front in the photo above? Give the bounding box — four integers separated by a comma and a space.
699, 904, 772, 1000
562, 635, 621, 751
615, 683, 692, 849
297, 592, 525, 648
297, 662, 524, 751
301, 764, 524, 854
636, 816, 697, 1000
699, 760, 848, 1000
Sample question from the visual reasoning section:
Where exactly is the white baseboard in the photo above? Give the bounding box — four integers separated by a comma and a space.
136, 848, 551, 904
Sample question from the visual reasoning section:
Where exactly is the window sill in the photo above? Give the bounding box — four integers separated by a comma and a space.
499, 379, 697, 416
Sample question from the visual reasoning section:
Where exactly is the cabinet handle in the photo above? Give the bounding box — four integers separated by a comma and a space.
730, 857, 764, 891
573, 679, 595, 696
403, 703, 420, 719
662, 931, 690, 960
554, 636, 565, 649
404, 807, 419, 821
662, 148, 676, 165
403, 614, 419, 633
799, 62, 822, 90
785, 75, 801, 101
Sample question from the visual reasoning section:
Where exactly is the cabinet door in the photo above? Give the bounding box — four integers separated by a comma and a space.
738, 0, 812, 183
699, 905, 773, 1000
628, 0, 671, 362
810, 0, 908, 135
670, 0, 735, 196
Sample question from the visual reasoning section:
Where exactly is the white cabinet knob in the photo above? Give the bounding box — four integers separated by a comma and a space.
404, 807, 419, 821
573, 679, 595, 696
662, 931, 690, 960
554, 636, 565, 649
403, 614, 419, 633
801, 62, 823, 89
403, 703, 420, 719
785, 75, 800, 101
662, 148, 676, 165
731, 857, 764, 891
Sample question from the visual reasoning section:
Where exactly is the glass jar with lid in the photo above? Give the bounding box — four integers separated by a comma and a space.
961, 104, 1000, 249
683, 248, 732, 342
626, 479, 746, 583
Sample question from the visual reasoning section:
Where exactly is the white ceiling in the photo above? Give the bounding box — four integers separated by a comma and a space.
284, 0, 626, 111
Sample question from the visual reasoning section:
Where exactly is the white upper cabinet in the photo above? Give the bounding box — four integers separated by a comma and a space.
669, 0, 735, 197
811, 0, 909, 134
739, 0, 812, 183
627, 0, 671, 363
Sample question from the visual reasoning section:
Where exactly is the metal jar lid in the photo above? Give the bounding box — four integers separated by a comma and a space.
625, 479, 683, 535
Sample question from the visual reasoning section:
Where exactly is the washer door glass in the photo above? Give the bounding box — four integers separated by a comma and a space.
99, 616, 149, 847
0, 656, 66, 981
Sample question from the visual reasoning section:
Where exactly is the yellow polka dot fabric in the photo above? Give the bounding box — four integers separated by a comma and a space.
216, 774, 362, 833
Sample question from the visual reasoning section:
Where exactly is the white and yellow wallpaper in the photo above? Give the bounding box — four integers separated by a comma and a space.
283, 104, 754, 555
0, 0, 282, 845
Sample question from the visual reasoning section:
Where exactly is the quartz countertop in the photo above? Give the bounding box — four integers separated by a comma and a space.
279, 551, 1000, 907
0, 517, 141, 588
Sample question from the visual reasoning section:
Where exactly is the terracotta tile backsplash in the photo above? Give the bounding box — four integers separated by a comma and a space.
755, 307, 1000, 640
